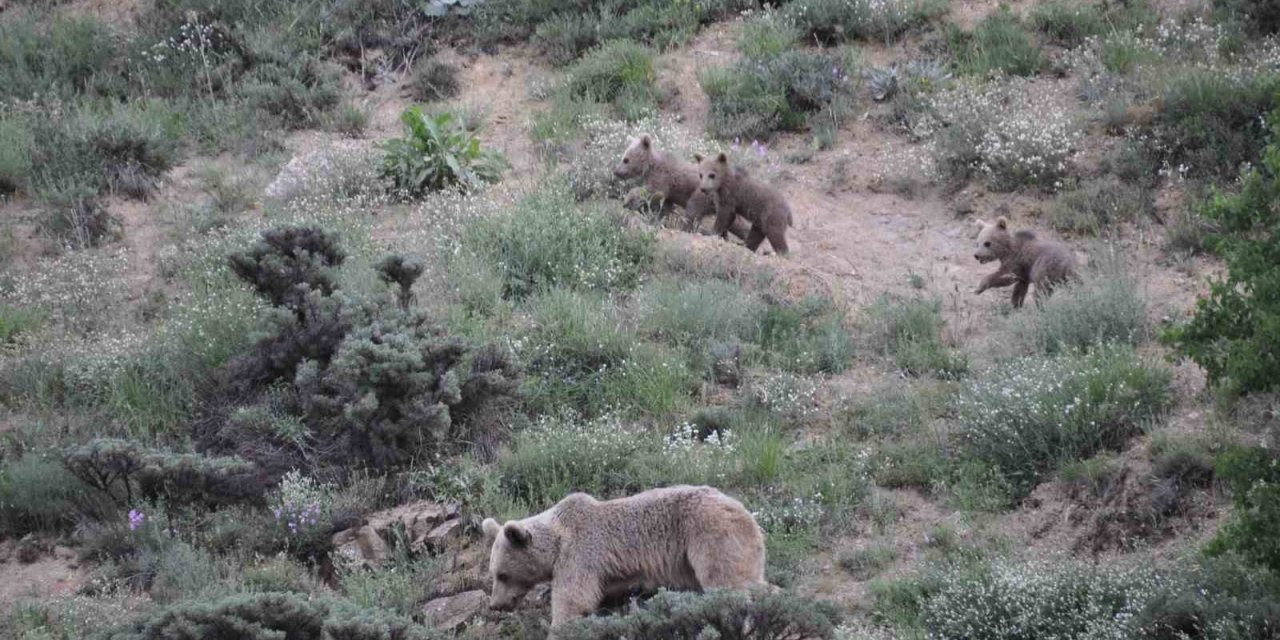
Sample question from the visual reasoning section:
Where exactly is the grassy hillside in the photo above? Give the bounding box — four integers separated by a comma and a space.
2, 0, 1279, 638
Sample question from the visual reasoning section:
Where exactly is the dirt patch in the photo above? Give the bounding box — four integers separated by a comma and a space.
0, 541, 84, 611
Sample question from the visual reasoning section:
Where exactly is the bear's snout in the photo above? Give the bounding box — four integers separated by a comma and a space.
489, 597, 516, 612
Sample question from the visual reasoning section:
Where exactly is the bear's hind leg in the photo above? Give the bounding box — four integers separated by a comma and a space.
1010, 280, 1030, 308
744, 226, 767, 252
764, 222, 788, 256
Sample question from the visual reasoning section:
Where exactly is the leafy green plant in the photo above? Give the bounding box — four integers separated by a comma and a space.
380, 106, 507, 197
1164, 110, 1280, 394
1207, 445, 1280, 573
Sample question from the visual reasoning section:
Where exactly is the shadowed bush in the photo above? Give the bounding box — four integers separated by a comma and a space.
556, 588, 841, 640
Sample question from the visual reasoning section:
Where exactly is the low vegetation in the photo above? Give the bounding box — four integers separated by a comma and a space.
3, 1, 1279, 639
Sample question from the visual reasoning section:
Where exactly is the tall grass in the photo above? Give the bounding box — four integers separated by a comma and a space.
1018, 252, 1150, 355
863, 296, 966, 378
564, 41, 661, 121
948, 11, 1045, 77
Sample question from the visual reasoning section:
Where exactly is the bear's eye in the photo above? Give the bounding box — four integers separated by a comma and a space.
496, 572, 510, 583
623, 158, 629, 164
983, 241, 991, 248
709, 173, 716, 180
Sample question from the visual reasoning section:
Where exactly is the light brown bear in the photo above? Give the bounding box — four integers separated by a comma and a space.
693, 151, 793, 255
613, 134, 750, 241
972, 216, 1078, 308
482, 485, 767, 628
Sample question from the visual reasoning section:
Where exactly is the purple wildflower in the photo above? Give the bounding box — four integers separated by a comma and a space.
128, 509, 145, 531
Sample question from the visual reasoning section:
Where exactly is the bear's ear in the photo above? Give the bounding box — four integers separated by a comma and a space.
504, 522, 531, 548
716, 152, 728, 164
973, 218, 988, 228
996, 216, 1008, 230
640, 134, 651, 149
482, 518, 501, 540
693, 152, 704, 163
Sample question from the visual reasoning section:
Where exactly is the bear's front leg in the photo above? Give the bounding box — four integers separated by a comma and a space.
975, 270, 1017, 294
549, 576, 602, 628
712, 201, 737, 240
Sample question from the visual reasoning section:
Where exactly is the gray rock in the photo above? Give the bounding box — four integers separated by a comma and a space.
422, 590, 488, 631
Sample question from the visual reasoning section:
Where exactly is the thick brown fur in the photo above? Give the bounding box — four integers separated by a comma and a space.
482, 485, 767, 629
694, 151, 793, 255
972, 216, 1079, 308
613, 134, 750, 241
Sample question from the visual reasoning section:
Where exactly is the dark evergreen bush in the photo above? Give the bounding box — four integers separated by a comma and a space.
100, 592, 439, 640
555, 588, 840, 640
376, 254, 425, 311
63, 438, 261, 508
295, 310, 520, 469
229, 226, 347, 310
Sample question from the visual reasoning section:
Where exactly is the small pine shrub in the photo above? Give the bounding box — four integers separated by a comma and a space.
555, 588, 841, 640
61, 438, 262, 509
380, 107, 508, 197
228, 225, 347, 309
947, 10, 1045, 77
376, 254, 425, 311
564, 40, 660, 121
863, 296, 966, 378
955, 347, 1172, 497
100, 592, 436, 640
295, 310, 520, 469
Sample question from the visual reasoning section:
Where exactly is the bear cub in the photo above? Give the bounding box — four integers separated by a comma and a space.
613, 134, 749, 240
972, 216, 1078, 308
694, 151, 793, 255
482, 485, 767, 628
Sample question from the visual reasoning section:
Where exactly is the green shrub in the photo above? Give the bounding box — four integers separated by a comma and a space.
149, 541, 223, 604
1154, 71, 1280, 182
556, 588, 841, 640
1164, 115, 1280, 394
1029, 1, 1107, 46
0, 17, 123, 102
1208, 445, 1280, 572
0, 455, 99, 536
61, 438, 262, 510
496, 412, 654, 508
1214, 0, 1280, 36
838, 546, 897, 580
948, 10, 1044, 77
460, 183, 654, 300
701, 49, 856, 141
408, 57, 460, 102
564, 40, 660, 121
380, 107, 507, 197
295, 310, 520, 469
1020, 253, 1149, 354
863, 296, 966, 378
101, 592, 437, 640
782, 0, 944, 45
0, 118, 31, 195
636, 278, 765, 347
955, 347, 1172, 497
737, 10, 801, 59
757, 296, 856, 374
340, 557, 442, 618
1048, 176, 1152, 235
0, 305, 43, 344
